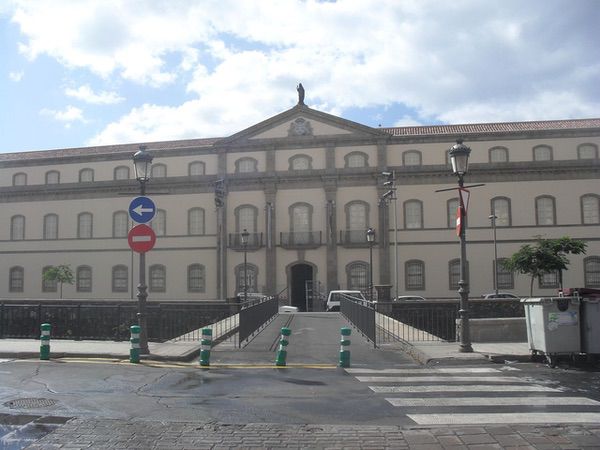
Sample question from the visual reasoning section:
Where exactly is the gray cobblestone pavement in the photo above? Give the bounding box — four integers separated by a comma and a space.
24, 418, 600, 449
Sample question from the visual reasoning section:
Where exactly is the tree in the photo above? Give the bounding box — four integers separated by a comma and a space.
42, 265, 74, 298
502, 236, 587, 296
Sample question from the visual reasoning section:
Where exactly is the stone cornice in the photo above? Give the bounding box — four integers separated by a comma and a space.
0, 160, 597, 202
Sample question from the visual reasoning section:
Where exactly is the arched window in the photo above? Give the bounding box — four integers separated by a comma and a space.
535, 196, 556, 225
113, 211, 129, 238
403, 200, 423, 229
491, 197, 511, 226
149, 264, 166, 292
447, 198, 459, 229
449, 259, 469, 290
76, 266, 92, 292
405, 260, 425, 290
533, 145, 553, 161
45, 170, 60, 184
577, 143, 598, 160
235, 205, 258, 233
9, 266, 24, 292
489, 146, 509, 163
345, 201, 369, 230
289, 154, 312, 171
290, 202, 312, 244
235, 157, 258, 173
188, 264, 206, 292
189, 161, 206, 176
584, 257, 600, 288
151, 209, 166, 236
10, 215, 25, 240
77, 212, 93, 238
42, 266, 57, 293
12, 173, 27, 186
151, 164, 167, 178
112, 265, 129, 293
114, 166, 130, 180
581, 194, 600, 224
496, 258, 514, 289
344, 151, 368, 168
43, 214, 58, 239
346, 261, 368, 291
403, 150, 422, 167
188, 208, 205, 235
236, 263, 257, 294
79, 168, 94, 182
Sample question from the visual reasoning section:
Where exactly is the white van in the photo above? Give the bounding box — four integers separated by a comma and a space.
326, 290, 367, 311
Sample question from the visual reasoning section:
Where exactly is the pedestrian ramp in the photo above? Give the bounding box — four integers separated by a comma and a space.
346, 366, 600, 425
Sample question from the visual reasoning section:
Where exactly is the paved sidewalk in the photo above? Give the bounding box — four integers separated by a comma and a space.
24, 417, 600, 449
0, 312, 533, 365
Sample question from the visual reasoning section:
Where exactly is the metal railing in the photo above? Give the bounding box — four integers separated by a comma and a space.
280, 231, 322, 248
340, 298, 459, 346
340, 296, 376, 346
0, 301, 236, 342
375, 302, 459, 343
228, 232, 263, 250
238, 295, 279, 347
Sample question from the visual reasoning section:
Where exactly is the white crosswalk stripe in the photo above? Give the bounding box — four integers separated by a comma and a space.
347, 366, 600, 425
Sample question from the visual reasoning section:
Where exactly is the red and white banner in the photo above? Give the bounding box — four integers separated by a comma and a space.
455, 207, 463, 236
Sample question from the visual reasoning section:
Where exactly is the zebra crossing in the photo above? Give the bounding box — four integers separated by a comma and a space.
346, 366, 600, 425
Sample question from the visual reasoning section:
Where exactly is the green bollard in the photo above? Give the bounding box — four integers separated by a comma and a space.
339, 327, 351, 368
275, 327, 291, 367
40, 323, 51, 360
199, 328, 212, 367
130, 325, 141, 364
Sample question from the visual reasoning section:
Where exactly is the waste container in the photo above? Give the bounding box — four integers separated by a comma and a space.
563, 288, 600, 355
522, 297, 581, 366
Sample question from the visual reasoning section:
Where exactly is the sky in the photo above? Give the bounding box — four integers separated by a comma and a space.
1, 0, 599, 154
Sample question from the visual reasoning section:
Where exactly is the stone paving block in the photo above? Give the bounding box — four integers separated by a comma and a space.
436, 434, 463, 447
459, 433, 497, 445
494, 434, 531, 446
402, 430, 440, 444
454, 427, 488, 436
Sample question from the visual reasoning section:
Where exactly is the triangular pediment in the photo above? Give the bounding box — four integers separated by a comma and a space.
216, 104, 387, 146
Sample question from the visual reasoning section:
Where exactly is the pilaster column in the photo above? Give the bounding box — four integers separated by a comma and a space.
264, 182, 277, 296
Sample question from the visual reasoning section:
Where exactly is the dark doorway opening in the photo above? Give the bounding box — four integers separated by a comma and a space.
290, 264, 313, 311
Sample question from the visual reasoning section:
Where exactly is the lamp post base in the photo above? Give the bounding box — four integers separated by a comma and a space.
458, 344, 473, 353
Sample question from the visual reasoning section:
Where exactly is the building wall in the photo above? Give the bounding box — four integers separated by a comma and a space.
1, 107, 599, 303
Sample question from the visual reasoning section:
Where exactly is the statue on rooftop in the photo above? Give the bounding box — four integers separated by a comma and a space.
297, 83, 305, 105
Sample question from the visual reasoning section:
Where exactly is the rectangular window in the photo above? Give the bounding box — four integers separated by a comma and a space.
406, 261, 425, 290
496, 260, 514, 289
539, 272, 559, 289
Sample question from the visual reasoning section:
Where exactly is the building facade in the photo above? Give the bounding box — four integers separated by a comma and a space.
1, 102, 599, 308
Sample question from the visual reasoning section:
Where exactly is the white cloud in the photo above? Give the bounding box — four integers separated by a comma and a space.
9, 71, 23, 82
9, 0, 600, 145
64, 85, 124, 105
40, 106, 87, 128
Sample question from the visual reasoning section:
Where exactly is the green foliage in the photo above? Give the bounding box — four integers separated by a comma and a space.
502, 236, 587, 296
42, 264, 74, 298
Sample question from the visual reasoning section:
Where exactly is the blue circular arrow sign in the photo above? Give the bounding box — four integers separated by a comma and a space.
128, 196, 156, 224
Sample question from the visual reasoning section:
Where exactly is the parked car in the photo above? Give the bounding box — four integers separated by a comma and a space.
393, 296, 426, 301
481, 292, 520, 299
326, 290, 367, 311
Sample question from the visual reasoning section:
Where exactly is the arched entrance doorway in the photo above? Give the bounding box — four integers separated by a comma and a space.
290, 263, 313, 311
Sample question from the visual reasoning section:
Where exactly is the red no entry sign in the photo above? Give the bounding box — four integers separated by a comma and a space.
128, 224, 156, 253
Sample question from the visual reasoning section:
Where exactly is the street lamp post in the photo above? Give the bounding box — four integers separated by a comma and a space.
489, 213, 499, 297
449, 139, 473, 353
132, 145, 153, 355
366, 227, 376, 301
241, 228, 249, 303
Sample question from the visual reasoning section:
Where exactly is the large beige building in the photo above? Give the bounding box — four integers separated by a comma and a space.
1, 100, 599, 309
